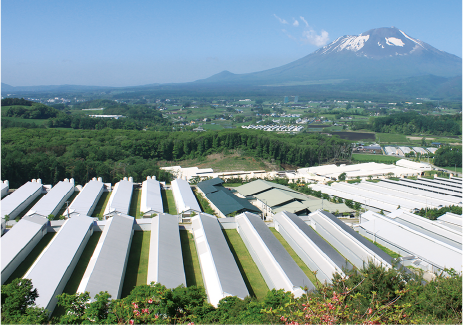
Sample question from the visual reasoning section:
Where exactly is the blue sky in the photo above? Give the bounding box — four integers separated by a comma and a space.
2, 0, 461, 87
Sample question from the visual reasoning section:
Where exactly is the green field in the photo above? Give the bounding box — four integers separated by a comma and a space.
1, 116, 49, 126
352, 153, 401, 164
121, 231, 151, 298
162, 189, 178, 215
222, 229, 269, 299
375, 133, 408, 144
91, 191, 110, 220
364, 236, 401, 259
128, 189, 142, 218
270, 228, 320, 288
3, 233, 56, 285
180, 230, 203, 287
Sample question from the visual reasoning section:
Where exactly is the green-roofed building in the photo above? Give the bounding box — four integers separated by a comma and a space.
236, 179, 352, 218
197, 178, 261, 217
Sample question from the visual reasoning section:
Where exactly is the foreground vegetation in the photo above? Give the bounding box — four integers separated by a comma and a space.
2, 263, 460, 324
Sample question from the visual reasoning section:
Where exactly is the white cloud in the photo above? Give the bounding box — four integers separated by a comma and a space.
302, 29, 330, 47
300, 16, 309, 27
273, 14, 288, 24
292, 19, 299, 27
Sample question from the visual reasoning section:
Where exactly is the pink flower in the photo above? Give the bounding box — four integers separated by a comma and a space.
133, 310, 139, 314
148, 299, 153, 304
129, 320, 134, 325
155, 315, 159, 319
367, 308, 373, 314
132, 303, 139, 309
142, 308, 150, 314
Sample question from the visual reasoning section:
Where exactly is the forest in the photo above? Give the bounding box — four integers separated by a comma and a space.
433, 146, 462, 168
1, 128, 352, 188
352, 112, 462, 136
2, 262, 461, 324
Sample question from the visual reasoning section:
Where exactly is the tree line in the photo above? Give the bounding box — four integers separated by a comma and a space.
433, 146, 462, 168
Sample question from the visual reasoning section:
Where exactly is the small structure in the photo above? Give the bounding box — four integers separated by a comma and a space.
25, 180, 75, 218
196, 178, 260, 217
23, 215, 95, 315
1, 180, 9, 198
66, 179, 104, 217
191, 213, 249, 306
147, 214, 186, 288
171, 178, 201, 216
104, 179, 134, 216
77, 213, 134, 300
140, 177, 164, 217
1, 181, 43, 220
235, 212, 315, 296
273, 211, 352, 284
1, 215, 48, 284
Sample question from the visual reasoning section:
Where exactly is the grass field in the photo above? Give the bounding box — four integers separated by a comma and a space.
179, 230, 203, 287
121, 231, 151, 298
352, 153, 401, 164
162, 189, 178, 215
91, 192, 111, 220
1, 116, 49, 126
375, 133, 409, 144
364, 236, 401, 259
222, 229, 269, 299
128, 189, 142, 218
270, 228, 320, 288
3, 232, 56, 285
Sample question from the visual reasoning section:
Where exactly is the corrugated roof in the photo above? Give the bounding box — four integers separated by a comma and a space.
1, 216, 48, 278
1, 182, 43, 218
26, 181, 74, 217
171, 178, 201, 213
104, 180, 134, 215
236, 179, 299, 196
147, 214, 186, 288
23, 215, 94, 312
78, 213, 134, 300
140, 179, 163, 214
192, 213, 248, 306
68, 180, 104, 217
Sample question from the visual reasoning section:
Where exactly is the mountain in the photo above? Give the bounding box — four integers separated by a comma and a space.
196, 27, 461, 86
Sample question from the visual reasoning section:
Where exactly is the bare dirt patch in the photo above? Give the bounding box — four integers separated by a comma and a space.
406, 136, 435, 140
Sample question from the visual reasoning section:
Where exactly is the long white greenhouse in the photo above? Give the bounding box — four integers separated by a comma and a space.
104, 179, 134, 216
25, 180, 75, 218
171, 178, 201, 215
140, 177, 164, 216
1, 181, 43, 220
66, 179, 104, 218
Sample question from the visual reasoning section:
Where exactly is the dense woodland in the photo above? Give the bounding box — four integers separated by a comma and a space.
352, 112, 462, 136
2, 263, 461, 324
433, 146, 462, 168
1, 128, 352, 188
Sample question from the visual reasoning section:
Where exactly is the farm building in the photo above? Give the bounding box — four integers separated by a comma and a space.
1, 215, 48, 284
147, 214, 186, 288
412, 147, 428, 155
140, 177, 164, 216
399, 178, 461, 196
196, 178, 260, 217
273, 211, 352, 284
397, 146, 412, 156
417, 177, 462, 192
395, 159, 432, 172
1, 180, 43, 220
384, 146, 397, 155
236, 179, 351, 218
426, 147, 438, 154
235, 212, 315, 296
66, 179, 104, 217
191, 213, 249, 306
25, 180, 75, 218
77, 213, 134, 300
1, 180, 9, 198
104, 179, 134, 216
436, 212, 462, 231
171, 178, 201, 216
358, 211, 462, 273
23, 215, 95, 315
309, 210, 393, 269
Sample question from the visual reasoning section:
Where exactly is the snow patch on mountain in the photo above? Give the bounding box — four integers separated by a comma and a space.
385, 37, 405, 46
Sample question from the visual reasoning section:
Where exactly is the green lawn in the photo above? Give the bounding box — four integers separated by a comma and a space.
375, 133, 408, 144
12, 194, 45, 221
352, 153, 401, 164
162, 189, 178, 215
128, 189, 142, 218
91, 192, 111, 220
3, 232, 56, 284
179, 230, 203, 287
193, 189, 216, 215
121, 231, 151, 298
222, 229, 268, 299
364, 237, 401, 259
270, 228, 320, 288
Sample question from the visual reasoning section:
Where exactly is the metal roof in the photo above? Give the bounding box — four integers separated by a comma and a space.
1, 181, 43, 218
310, 210, 392, 269
1, 215, 48, 278
104, 180, 134, 215
383, 179, 462, 197
147, 214, 186, 288
437, 212, 462, 230
197, 178, 260, 216
78, 213, 134, 300
23, 215, 94, 312
140, 179, 163, 214
236, 212, 315, 295
191, 213, 248, 306
67, 180, 104, 217
171, 178, 201, 213
435, 176, 462, 185
26, 181, 74, 218
401, 178, 461, 194
418, 177, 462, 189
1, 182, 9, 198
274, 211, 351, 284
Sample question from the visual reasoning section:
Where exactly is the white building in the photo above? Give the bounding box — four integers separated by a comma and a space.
171, 178, 201, 215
